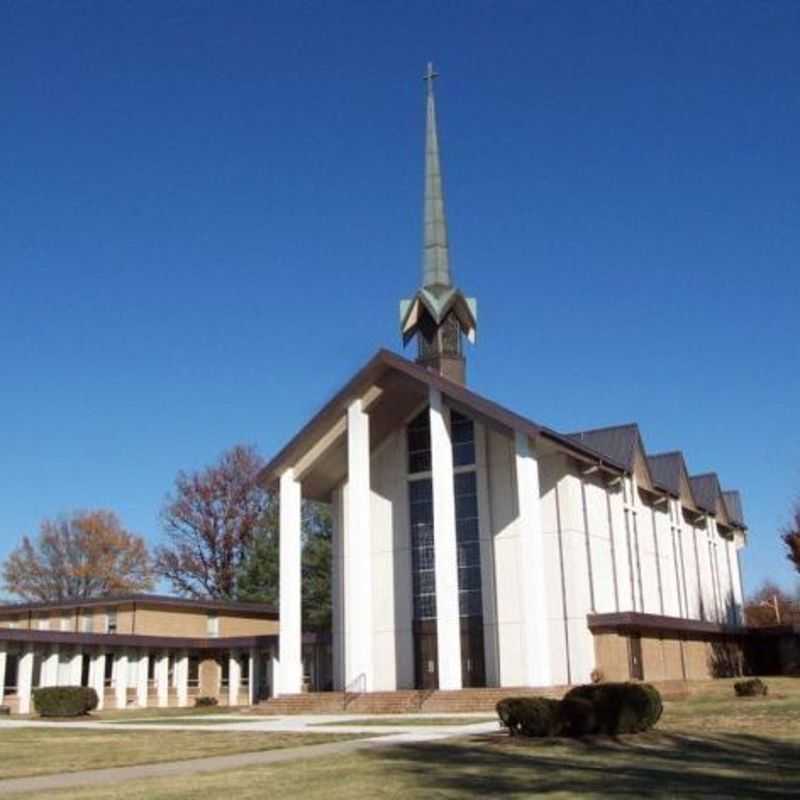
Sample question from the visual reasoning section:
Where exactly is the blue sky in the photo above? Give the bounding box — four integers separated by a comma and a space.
1, 1, 798, 598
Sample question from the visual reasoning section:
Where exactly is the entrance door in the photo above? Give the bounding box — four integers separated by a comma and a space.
414, 631, 438, 689
629, 634, 644, 680
460, 623, 486, 688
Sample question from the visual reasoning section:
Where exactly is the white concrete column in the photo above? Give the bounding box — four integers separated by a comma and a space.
270, 646, 280, 698
17, 646, 34, 714
0, 644, 7, 705
115, 651, 129, 709
176, 652, 189, 707
91, 652, 106, 710
514, 431, 551, 686
279, 468, 303, 696
136, 651, 149, 707
43, 646, 59, 687
344, 398, 373, 691
229, 651, 241, 706
248, 649, 256, 705
156, 653, 169, 707
69, 649, 82, 686
429, 387, 462, 690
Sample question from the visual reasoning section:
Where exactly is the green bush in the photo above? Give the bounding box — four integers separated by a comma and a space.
734, 678, 767, 697
557, 696, 597, 737
194, 696, 219, 707
496, 697, 561, 737
563, 682, 663, 734
32, 686, 98, 717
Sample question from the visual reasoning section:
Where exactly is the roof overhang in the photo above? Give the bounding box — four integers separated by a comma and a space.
258, 349, 627, 501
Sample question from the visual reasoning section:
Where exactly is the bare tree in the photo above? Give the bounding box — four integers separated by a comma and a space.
744, 580, 800, 627
154, 444, 274, 598
2, 510, 154, 602
781, 499, 800, 575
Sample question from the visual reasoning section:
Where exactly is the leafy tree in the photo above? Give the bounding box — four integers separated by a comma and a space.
154, 445, 274, 599
236, 501, 332, 630
781, 500, 800, 574
2, 510, 154, 602
744, 581, 800, 627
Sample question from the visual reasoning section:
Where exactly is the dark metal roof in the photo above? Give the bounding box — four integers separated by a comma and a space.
689, 473, 722, 515
647, 452, 683, 496
722, 490, 745, 527
587, 611, 745, 636
0, 627, 276, 650
567, 424, 640, 471
0, 593, 277, 619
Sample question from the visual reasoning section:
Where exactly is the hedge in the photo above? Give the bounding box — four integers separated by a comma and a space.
497, 683, 663, 738
195, 696, 219, 707
734, 678, 768, 697
32, 686, 99, 717
496, 697, 561, 737
563, 682, 663, 734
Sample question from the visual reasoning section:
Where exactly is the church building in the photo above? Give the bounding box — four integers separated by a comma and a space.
262, 65, 748, 696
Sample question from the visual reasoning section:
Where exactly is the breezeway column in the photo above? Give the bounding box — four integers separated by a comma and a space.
91, 652, 106, 710
229, 651, 241, 706
69, 649, 82, 686
176, 652, 189, 707
17, 646, 34, 714
115, 651, 129, 709
248, 649, 256, 705
43, 646, 59, 687
429, 387, 462, 690
156, 653, 169, 707
0, 644, 7, 705
137, 651, 149, 707
514, 431, 551, 686
344, 398, 373, 691
279, 468, 303, 696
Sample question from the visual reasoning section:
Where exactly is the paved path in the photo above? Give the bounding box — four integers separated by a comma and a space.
0, 715, 500, 796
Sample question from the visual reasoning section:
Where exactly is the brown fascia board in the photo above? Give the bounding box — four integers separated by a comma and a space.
0, 627, 277, 650
587, 612, 745, 637
258, 348, 629, 486
0, 593, 277, 619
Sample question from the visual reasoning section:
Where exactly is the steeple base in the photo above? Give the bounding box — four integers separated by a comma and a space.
417, 353, 465, 385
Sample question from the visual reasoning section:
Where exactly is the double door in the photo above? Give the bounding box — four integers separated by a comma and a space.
413, 621, 486, 689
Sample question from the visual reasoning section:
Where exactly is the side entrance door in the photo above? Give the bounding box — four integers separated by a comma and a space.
414, 630, 439, 689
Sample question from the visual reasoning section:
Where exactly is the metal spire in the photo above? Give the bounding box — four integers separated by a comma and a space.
422, 62, 451, 290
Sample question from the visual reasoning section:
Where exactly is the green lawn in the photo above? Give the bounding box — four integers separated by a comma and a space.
0, 729, 365, 781
4, 677, 800, 799
311, 716, 495, 727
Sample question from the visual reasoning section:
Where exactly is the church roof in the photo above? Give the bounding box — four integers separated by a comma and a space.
258, 349, 745, 528
723, 490, 745, 527
647, 451, 684, 495
689, 473, 724, 515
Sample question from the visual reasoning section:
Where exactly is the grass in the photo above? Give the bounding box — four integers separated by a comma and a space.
311, 716, 495, 727
90, 705, 248, 721
4, 677, 799, 799
0, 729, 366, 781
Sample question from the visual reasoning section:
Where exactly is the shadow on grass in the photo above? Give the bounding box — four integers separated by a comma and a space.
369, 732, 800, 798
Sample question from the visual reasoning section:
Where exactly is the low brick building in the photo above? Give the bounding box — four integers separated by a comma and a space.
0, 594, 280, 713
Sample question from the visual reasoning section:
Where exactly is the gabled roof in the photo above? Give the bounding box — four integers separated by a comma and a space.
568, 424, 657, 492
258, 349, 628, 491
647, 452, 683, 496
722, 490, 746, 527
689, 473, 719, 514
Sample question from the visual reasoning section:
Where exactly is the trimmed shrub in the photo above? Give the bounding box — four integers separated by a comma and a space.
563, 682, 663, 735
734, 678, 768, 697
195, 696, 219, 707
496, 697, 562, 737
32, 686, 98, 718
557, 696, 597, 737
